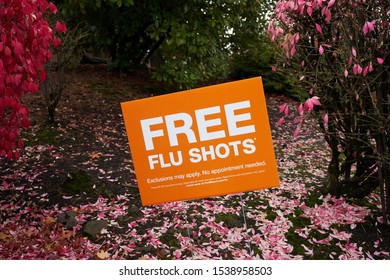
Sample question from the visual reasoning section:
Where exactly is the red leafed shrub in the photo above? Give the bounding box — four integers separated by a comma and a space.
0, 0, 62, 160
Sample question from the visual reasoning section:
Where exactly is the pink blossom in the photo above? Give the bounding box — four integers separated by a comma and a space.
322, 7, 332, 22
353, 64, 363, 75
348, 56, 353, 66
174, 250, 182, 259
363, 66, 369, 77
279, 103, 288, 115
297, 103, 304, 115
368, 62, 373, 72
362, 22, 369, 35
311, 96, 321, 106
128, 221, 137, 228
293, 126, 300, 138
97, 213, 106, 219
307, 6, 313, 15
304, 96, 321, 111
377, 57, 384, 64
319, 45, 324, 55
302, 244, 314, 256
363, 20, 376, 35
328, 0, 335, 8
290, 45, 296, 56
277, 117, 284, 126
352, 47, 357, 57
291, 33, 300, 43
323, 113, 329, 125
315, 23, 323, 34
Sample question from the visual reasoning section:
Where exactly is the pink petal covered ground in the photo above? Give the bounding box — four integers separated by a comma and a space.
0, 75, 388, 260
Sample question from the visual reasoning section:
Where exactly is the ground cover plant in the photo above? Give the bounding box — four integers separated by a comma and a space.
1, 66, 389, 259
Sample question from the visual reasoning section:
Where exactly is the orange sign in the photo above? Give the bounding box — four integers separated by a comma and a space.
121, 77, 279, 205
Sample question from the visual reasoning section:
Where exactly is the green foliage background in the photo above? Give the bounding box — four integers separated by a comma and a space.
58, 0, 299, 93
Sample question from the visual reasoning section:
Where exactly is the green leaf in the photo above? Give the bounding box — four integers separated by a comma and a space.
175, 38, 186, 46
124, 0, 134, 6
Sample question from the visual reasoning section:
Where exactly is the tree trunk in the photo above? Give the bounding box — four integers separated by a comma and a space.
327, 131, 340, 195
376, 64, 390, 224
48, 106, 55, 124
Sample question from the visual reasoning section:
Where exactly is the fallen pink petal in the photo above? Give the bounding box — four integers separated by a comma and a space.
319, 45, 324, 55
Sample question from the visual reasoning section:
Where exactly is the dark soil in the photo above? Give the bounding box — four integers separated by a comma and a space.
1, 64, 389, 259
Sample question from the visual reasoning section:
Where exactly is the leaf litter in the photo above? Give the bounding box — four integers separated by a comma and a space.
1, 65, 389, 260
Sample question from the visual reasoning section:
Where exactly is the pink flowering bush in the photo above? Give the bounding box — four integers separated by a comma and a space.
0, 0, 65, 160
268, 0, 389, 222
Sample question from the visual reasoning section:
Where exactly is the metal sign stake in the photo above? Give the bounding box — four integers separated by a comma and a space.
240, 194, 253, 256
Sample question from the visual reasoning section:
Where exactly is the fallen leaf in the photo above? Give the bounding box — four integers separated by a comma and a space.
45, 216, 57, 229
60, 228, 75, 240
25, 229, 35, 237
97, 250, 109, 259
89, 152, 102, 159
0, 232, 11, 241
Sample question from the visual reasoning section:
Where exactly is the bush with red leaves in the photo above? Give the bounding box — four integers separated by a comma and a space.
0, 0, 65, 160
